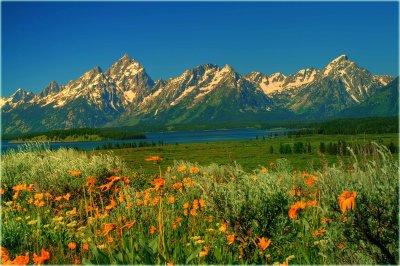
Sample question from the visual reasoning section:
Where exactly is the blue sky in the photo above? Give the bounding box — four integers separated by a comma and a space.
2, 1, 399, 97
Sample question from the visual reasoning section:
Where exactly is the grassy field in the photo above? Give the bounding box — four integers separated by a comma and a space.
1, 141, 398, 264
90, 133, 399, 175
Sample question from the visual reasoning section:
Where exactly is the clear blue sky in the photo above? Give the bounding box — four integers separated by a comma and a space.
2, 1, 399, 97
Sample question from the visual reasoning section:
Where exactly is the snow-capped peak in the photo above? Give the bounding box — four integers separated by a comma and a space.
322, 54, 354, 76
331, 54, 348, 64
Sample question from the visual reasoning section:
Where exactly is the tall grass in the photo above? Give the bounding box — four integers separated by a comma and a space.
1, 143, 398, 264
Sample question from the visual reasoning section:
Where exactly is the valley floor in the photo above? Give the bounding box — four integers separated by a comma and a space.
90, 133, 399, 175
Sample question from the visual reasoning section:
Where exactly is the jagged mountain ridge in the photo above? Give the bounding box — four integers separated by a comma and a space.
1, 54, 395, 133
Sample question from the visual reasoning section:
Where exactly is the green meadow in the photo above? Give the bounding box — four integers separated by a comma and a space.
91, 133, 399, 175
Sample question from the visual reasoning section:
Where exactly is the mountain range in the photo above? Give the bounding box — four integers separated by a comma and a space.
1, 54, 398, 134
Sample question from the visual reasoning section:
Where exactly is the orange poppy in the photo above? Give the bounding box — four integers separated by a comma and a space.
120, 220, 136, 230
68, 242, 76, 250
82, 243, 90, 250
102, 223, 117, 236
199, 199, 206, 208
227, 234, 235, 245
258, 237, 271, 250
307, 200, 318, 207
86, 176, 95, 187
338, 191, 357, 213
190, 167, 200, 174
153, 178, 166, 191
149, 226, 156, 234
68, 170, 81, 177
176, 165, 187, 172
199, 247, 209, 257
190, 209, 197, 216
10, 252, 29, 265
313, 229, 327, 237
33, 248, 50, 265
144, 156, 163, 162
168, 196, 175, 204
63, 193, 71, 201
105, 198, 117, 210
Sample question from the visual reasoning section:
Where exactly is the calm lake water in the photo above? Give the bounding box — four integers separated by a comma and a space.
1, 128, 291, 153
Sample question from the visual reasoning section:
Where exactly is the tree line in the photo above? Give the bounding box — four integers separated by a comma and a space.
2, 128, 146, 141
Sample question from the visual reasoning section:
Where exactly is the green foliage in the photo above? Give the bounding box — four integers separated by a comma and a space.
1, 143, 398, 264
2, 128, 146, 142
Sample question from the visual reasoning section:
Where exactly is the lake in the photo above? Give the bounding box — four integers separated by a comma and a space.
1, 128, 291, 152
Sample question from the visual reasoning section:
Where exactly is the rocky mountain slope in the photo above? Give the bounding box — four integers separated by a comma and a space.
1, 54, 396, 133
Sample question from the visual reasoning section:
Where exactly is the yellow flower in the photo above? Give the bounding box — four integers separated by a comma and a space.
27, 220, 38, 225
218, 223, 227, 233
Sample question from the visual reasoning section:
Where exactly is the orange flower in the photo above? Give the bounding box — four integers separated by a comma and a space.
120, 220, 136, 230
54, 196, 62, 201
313, 229, 327, 237
219, 223, 227, 233
1, 247, 10, 263
118, 193, 124, 203
68, 242, 76, 250
153, 178, 166, 191
27, 184, 34, 192
168, 196, 175, 204
183, 202, 189, 209
107, 176, 122, 182
107, 236, 114, 243
258, 237, 271, 250
151, 196, 161, 206
175, 217, 182, 223
307, 200, 318, 207
190, 209, 197, 216
288, 201, 306, 219
261, 167, 267, 173
63, 193, 71, 201
338, 243, 345, 249
167, 261, 174, 266
68, 170, 81, 177
144, 156, 163, 162
10, 252, 29, 265
176, 165, 187, 172
33, 248, 50, 265
149, 226, 156, 234
321, 217, 333, 224
190, 167, 200, 174
102, 223, 117, 236
183, 209, 188, 216
199, 247, 209, 257
269, 162, 275, 167
97, 182, 114, 192
34, 193, 44, 200
86, 176, 95, 187
0, 188, 4, 195
193, 199, 199, 210
305, 175, 314, 186
227, 234, 235, 245
338, 191, 357, 213
199, 199, 206, 208
105, 198, 117, 210
82, 243, 90, 250
172, 182, 183, 193
13, 183, 26, 191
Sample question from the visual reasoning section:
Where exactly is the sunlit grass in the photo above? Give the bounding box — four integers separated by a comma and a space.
1, 143, 398, 264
